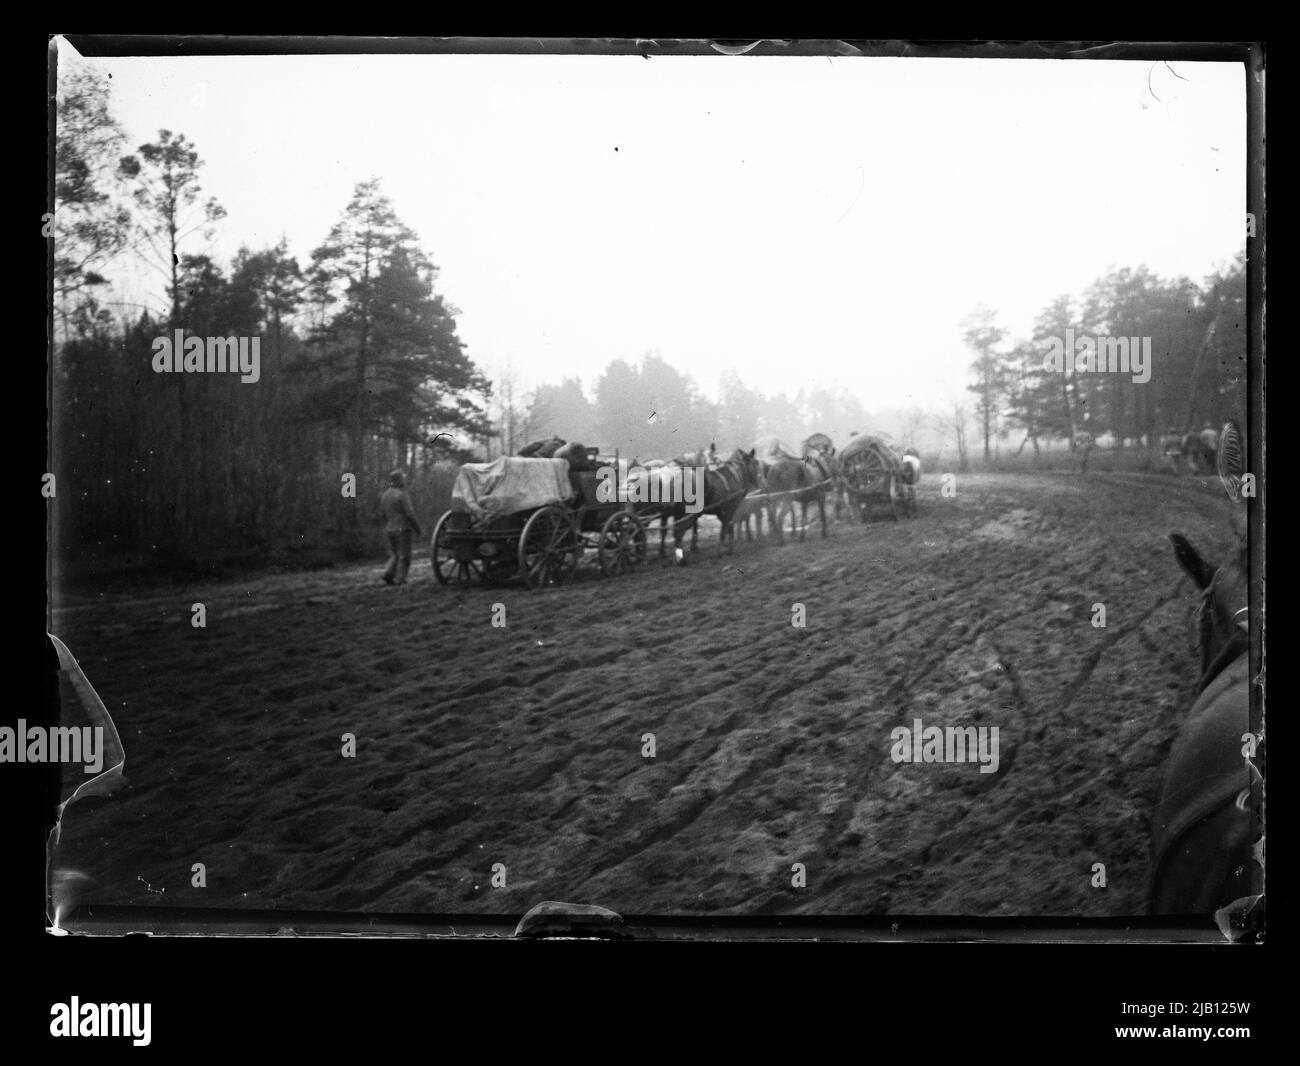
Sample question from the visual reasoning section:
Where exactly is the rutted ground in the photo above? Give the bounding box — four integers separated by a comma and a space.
49, 471, 1241, 917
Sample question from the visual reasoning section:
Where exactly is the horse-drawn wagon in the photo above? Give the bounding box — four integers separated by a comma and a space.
837, 433, 915, 520
430, 453, 651, 588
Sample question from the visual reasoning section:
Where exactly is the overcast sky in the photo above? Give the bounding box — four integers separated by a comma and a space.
58, 40, 1246, 413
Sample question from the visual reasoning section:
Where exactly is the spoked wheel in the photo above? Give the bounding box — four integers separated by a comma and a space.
431, 510, 488, 586
847, 449, 903, 522
849, 450, 892, 496
598, 511, 647, 577
519, 505, 581, 589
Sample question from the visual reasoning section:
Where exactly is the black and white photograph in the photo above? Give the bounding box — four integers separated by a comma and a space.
38, 35, 1263, 984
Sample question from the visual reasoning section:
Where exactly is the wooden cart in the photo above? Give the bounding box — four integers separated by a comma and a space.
430, 457, 656, 589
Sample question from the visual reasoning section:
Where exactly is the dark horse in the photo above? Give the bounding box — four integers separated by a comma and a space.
765, 451, 833, 544
1151, 531, 1255, 917
632, 448, 761, 563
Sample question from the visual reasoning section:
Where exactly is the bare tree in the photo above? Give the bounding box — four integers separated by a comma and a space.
901, 404, 927, 450
935, 400, 971, 472
489, 361, 528, 457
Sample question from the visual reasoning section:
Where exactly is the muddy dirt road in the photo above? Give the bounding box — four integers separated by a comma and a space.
49, 471, 1242, 917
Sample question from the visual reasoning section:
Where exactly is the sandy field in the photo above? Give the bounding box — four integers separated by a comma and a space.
48, 471, 1240, 918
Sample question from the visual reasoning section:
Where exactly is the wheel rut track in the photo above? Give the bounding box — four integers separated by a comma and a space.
563, 657, 856, 895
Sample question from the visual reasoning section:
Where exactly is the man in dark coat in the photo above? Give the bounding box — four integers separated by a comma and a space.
380, 470, 422, 585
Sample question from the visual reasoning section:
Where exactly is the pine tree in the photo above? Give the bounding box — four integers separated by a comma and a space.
961, 306, 1009, 463
53, 67, 132, 340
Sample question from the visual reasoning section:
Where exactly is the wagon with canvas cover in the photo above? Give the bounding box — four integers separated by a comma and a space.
838, 433, 912, 521
430, 454, 652, 588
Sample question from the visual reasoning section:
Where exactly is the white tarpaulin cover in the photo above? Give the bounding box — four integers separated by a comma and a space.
839, 433, 897, 462
451, 457, 574, 517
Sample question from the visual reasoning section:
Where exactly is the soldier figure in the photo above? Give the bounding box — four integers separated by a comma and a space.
380, 470, 422, 586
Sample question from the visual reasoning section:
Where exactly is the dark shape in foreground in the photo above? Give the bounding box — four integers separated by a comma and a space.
1151, 423, 1258, 929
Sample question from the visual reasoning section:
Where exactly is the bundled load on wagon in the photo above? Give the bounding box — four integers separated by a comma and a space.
838, 433, 915, 521
801, 432, 835, 459
451, 457, 575, 518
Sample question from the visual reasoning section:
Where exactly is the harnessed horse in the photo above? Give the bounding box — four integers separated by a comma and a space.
1150, 532, 1256, 916
632, 448, 761, 563
652, 444, 719, 555
801, 433, 845, 522
734, 462, 769, 541
765, 452, 833, 544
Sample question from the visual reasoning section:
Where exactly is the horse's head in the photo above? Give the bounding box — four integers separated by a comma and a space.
1171, 419, 1250, 682
723, 447, 762, 492
1170, 533, 1248, 684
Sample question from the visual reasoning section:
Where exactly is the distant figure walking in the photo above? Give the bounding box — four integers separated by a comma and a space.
1160, 427, 1184, 474
1074, 431, 1096, 473
380, 470, 422, 585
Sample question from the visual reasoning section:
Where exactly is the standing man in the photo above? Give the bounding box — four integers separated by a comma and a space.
380, 469, 422, 586
1074, 429, 1096, 473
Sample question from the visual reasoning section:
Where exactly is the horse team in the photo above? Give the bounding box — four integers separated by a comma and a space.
515, 432, 921, 562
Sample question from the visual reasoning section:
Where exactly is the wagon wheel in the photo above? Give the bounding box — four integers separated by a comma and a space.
851, 450, 892, 494
519, 505, 581, 589
597, 511, 648, 577
431, 510, 488, 586
847, 448, 896, 521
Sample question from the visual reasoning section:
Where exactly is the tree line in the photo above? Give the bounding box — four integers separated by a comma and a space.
957, 256, 1248, 466
53, 69, 491, 573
